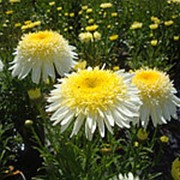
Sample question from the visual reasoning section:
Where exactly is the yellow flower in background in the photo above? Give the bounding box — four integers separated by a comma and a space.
78, 11, 82, 15
64, 12, 69, 16
130, 21, 143, 29
171, 158, 180, 180
3, 23, 8, 27
113, 66, 120, 71
109, 34, 119, 41
149, 33, 153, 37
86, 8, 93, 13
137, 128, 148, 141
28, 88, 41, 100
81, 5, 88, 10
74, 61, 87, 71
100, 2, 113, 9
5, 10, 13, 15
132, 68, 180, 128
103, 12, 107, 18
33, 21, 41, 26
14, 23, 21, 27
21, 21, 41, 30
46, 67, 141, 140
88, 19, 94, 24
79, 32, 93, 43
21, 24, 31, 30
49, 1, 55, 6
57, 6, 62, 11
85, 24, 98, 32
160, 135, 169, 143
173, 36, 179, 41
134, 141, 139, 147
164, 20, 174, 26
24, 120, 33, 127
9, 0, 20, 3
9, 30, 77, 84
149, 24, 158, 30
151, 16, 160, 24
111, 12, 118, 17
171, 0, 180, 3
24, 20, 32, 25
69, 13, 75, 17
150, 39, 158, 46
93, 31, 101, 40
172, 15, 178, 19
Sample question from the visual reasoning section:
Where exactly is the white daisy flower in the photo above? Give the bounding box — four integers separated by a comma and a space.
46, 67, 141, 140
9, 30, 77, 84
132, 68, 180, 128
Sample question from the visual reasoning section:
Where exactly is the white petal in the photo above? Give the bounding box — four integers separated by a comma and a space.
70, 113, 85, 137
87, 116, 93, 129
43, 61, 55, 81
140, 104, 150, 128
172, 95, 180, 107
151, 108, 159, 127
32, 64, 41, 84
162, 103, 171, 121
18, 63, 32, 79
11, 63, 22, 77
127, 172, 134, 180
46, 101, 61, 112
91, 120, 97, 134
97, 118, 105, 137
113, 110, 130, 128
50, 107, 69, 121
104, 117, 113, 134
60, 115, 74, 133
104, 110, 114, 126
85, 120, 93, 140
61, 113, 74, 126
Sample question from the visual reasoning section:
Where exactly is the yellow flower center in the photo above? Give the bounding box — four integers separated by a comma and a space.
61, 69, 127, 115
18, 30, 69, 61
132, 69, 171, 103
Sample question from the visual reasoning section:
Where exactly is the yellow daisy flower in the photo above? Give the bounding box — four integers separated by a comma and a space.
47, 67, 141, 140
9, 30, 77, 84
132, 68, 180, 127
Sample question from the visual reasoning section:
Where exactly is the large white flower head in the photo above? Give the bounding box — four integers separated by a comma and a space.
9, 30, 77, 84
46, 67, 141, 140
132, 68, 180, 128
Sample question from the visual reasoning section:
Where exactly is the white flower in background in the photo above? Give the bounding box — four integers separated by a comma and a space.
9, 30, 77, 84
79, 32, 93, 43
0, 59, 4, 72
46, 67, 141, 140
110, 172, 140, 180
132, 68, 180, 128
